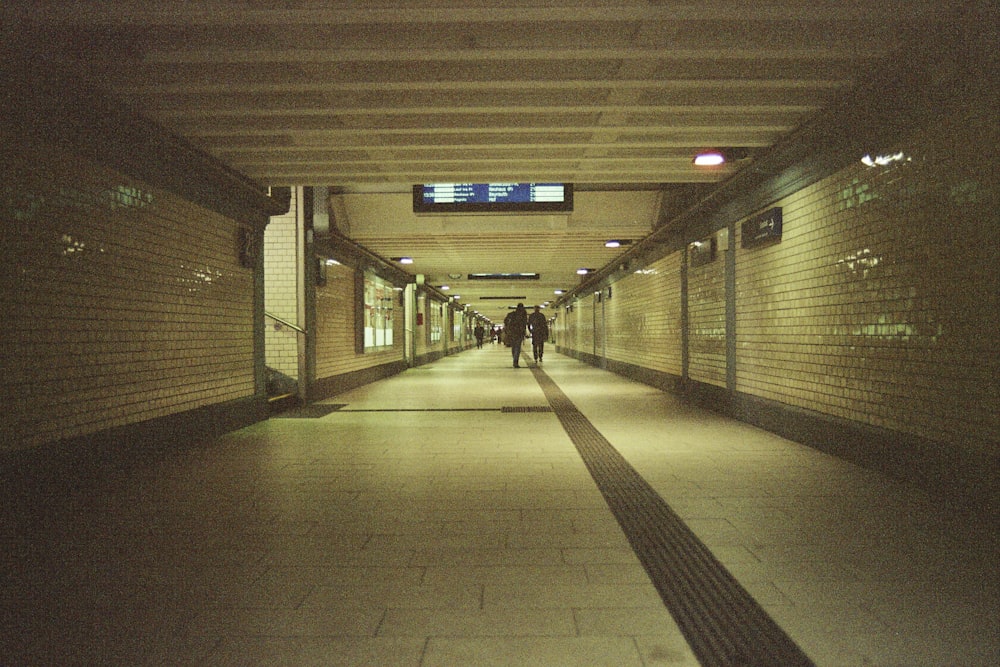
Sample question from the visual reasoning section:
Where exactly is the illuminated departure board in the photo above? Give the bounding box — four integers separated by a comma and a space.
413, 183, 573, 213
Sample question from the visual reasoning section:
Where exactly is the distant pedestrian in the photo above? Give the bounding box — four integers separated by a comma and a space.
503, 303, 528, 368
474, 323, 485, 349
527, 306, 549, 363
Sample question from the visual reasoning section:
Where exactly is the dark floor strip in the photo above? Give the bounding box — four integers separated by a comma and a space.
334, 407, 551, 413
339, 408, 500, 413
270, 404, 347, 418
530, 366, 815, 667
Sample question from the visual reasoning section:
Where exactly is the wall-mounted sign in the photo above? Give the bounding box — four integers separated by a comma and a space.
237, 226, 258, 268
741, 207, 783, 248
688, 235, 718, 267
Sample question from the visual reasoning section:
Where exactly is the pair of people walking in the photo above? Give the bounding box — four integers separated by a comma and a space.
503, 303, 548, 368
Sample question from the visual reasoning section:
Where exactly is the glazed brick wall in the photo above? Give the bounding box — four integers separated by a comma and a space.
560, 293, 596, 357
447, 309, 465, 352
603, 251, 684, 376
556, 252, 690, 379
414, 293, 430, 357
735, 104, 999, 455
555, 300, 576, 351
415, 295, 446, 358
552, 98, 996, 461
264, 193, 300, 379
2, 142, 255, 449
581, 294, 596, 356
687, 231, 728, 388
315, 263, 402, 378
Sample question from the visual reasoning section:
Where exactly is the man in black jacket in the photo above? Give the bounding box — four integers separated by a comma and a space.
527, 306, 549, 363
503, 303, 528, 368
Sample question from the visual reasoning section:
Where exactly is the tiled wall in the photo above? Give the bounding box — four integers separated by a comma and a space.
414, 293, 430, 357
687, 232, 728, 388
562, 293, 596, 357
554, 91, 998, 465
2, 141, 256, 449
603, 251, 684, 376
447, 309, 466, 353
735, 103, 999, 454
414, 293, 447, 359
314, 263, 403, 379
264, 193, 301, 379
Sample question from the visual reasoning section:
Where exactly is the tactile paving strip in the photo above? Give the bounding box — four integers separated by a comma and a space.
531, 367, 815, 666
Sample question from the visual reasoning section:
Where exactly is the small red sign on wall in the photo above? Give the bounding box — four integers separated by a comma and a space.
416, 313, 424, 325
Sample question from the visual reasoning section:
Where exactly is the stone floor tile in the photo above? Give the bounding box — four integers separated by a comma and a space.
204, 637, 427, 667
422, 637, 644, 667
378, 607, 576, 638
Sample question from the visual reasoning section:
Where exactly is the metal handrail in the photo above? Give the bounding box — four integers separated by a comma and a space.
264, 311, 306, 334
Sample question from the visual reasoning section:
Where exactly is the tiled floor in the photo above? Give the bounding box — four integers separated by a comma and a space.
3, 346, 997, 665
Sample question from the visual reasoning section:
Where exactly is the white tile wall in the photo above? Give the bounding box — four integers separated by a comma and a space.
315, 263, 403, 379
736, 103, 999, 453
555, 98, 998, 460
264, 194, 300, 379
604, 252, 683, 375
3, 141, 256, 449
687, 242, 727, 388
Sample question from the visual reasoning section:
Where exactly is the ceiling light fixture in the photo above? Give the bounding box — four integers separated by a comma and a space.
693, 151, 726, 167
576, 268, 594, 275
390, 256, 414, 264
861, 152, 908, 167
468, 273, 540, 280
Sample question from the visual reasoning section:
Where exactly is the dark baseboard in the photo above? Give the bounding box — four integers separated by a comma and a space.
413, 351, 446, 367
267, 392, 303, 414
557, 346, 601, 368
308, 360, 409, 402
604, 358, 684, 394
557, 349, 686, 394
557, 348, 997, 517
685, 380, 997, 517
2, 395, 268, 517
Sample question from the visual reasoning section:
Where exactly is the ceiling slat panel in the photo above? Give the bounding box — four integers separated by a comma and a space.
4, 0, 956, 315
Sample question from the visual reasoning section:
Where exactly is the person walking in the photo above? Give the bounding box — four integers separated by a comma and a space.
527, 305, 549, 363
503, 303, 528, 368
474, 322, 485, 349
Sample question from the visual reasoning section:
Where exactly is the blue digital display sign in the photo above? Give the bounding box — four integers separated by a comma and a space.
413, 183, 573, 213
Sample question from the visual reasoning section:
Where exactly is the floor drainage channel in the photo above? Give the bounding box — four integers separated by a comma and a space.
530, 366, 815, 667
